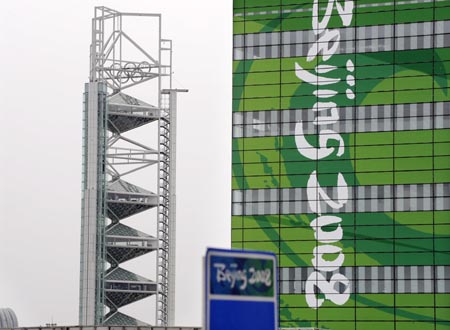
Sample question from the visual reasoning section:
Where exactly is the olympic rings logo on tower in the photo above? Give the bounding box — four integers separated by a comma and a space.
108, 61, 153, 83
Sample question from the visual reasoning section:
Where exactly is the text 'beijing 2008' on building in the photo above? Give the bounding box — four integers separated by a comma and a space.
294, 0, 355, 309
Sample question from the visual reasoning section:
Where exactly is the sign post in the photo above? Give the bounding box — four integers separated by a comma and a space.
205, 248, 278, 330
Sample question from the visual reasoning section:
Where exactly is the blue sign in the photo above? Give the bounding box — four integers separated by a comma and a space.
205, 248, 278, 330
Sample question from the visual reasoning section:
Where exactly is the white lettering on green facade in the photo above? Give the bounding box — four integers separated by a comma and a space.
294, 0, 355, 309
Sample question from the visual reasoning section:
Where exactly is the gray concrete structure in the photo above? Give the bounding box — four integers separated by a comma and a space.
0, 309, 18, 329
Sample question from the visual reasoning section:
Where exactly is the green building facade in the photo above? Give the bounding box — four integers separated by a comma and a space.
232, 1, 450, 329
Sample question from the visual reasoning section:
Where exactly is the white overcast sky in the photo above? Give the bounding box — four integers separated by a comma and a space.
0, 0, 232, 327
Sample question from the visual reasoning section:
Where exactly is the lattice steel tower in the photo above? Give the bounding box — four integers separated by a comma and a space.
79, 7, 184, 326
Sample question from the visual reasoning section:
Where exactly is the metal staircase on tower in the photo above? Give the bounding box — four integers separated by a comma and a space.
79, 7, 185, 327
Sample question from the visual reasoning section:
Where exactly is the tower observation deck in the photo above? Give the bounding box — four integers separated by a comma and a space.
79, 7, 185, 327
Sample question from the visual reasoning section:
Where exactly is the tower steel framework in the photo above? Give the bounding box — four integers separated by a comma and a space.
79, 7, 183, 326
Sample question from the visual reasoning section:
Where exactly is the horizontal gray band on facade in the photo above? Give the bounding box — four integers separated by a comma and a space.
232, 102, 450, 139
233, 21, 450, 60
235, 21, 447, 47
234, 0, 445, 18
232, 184, 450, 215
279, 265, 450, 294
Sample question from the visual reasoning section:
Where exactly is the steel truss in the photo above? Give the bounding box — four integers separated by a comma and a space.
79, 7, 183, 326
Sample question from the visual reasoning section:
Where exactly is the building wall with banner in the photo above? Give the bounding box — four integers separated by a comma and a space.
231, 1, 450, 329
